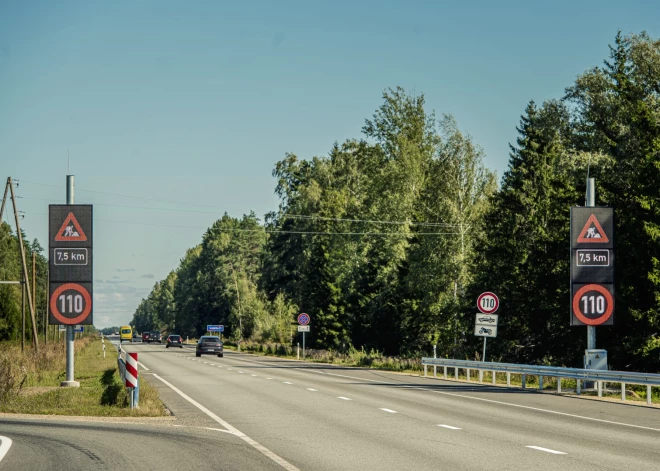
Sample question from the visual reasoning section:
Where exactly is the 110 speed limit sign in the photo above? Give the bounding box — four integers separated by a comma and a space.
477, 292, 499, 314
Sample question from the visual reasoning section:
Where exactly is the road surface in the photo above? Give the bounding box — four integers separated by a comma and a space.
2, 340, 660, 470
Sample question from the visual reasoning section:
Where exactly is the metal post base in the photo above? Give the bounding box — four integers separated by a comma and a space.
60, 380, 80, 388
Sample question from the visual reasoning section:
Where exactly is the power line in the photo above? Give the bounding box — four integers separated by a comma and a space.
281, 214, 461, 227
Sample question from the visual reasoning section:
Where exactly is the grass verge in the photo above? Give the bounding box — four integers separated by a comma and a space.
0, 337, 166, 416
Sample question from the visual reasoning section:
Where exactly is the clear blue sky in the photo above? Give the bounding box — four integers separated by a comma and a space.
1, 0, 658, 328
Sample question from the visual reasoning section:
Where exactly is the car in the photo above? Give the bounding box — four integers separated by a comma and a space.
142, 332, 151, 343
150, 331, 163, 343
478, 316, 496, 323
196, 336, 223, 357
166, 334, 184, 348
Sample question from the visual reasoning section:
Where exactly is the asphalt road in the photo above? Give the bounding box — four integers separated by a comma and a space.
2, 339, 660, 470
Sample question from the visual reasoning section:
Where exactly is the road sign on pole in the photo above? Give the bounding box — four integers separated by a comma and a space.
474, 309, 498, 361
570, 207, 614, 326
207, 325, 224, 332
297, 314, 310, 359
49, 205, 93, 325
298, 325, 310, 332
297, 313, 310, 325
477, 292, 499, 314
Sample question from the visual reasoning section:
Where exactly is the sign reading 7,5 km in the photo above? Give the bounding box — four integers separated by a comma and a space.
49, 205, 93, 325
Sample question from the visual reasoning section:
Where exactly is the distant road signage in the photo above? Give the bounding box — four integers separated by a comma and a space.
570, 207, 614, 326
74, 325, 84, 333
207, 325, 224, 332
474, 325, 497, 337
49, 205, 93, 325
475, 314, 498, 325
297, 313, 310, 326
477, 292, 499, 314
298, 325, 310, 332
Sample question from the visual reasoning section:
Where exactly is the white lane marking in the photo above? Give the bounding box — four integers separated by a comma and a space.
298, 370, 660, 433
267, 378, 273, 380
437, 424, 462, 430
526, 446, 567, 455
337, 396, 351, 401
0, 436, 13, 462
203, 362, 209, 364
204, 427, 236, 434
251, 374, 258, 377
136, 361, 150, 371
210, 364, 216, 366
152, 374, 300, 471
283, 381, 293, 384
238, 371, 245, 374
227, 368, 233, 370
306, 388, 318, 392
380, 408, 397, 414
217, 366, 223, 368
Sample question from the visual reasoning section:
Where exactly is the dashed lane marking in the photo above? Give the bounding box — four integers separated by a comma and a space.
437, 424, 461, 430
338, 397, 352, 401
380, 408, 397, 414
526, 446, 567, 455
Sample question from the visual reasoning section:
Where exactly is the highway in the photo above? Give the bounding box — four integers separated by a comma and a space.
2, 340, 660, 470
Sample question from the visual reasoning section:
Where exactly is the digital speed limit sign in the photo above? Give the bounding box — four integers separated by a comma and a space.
571, 283, 614, 326
49, 282, 93, 325
477, 292, 499, 314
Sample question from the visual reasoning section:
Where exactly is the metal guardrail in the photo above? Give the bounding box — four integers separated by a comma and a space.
422, 358, 660, 405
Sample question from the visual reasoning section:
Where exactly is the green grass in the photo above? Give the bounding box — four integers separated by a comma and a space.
0, 337, 167, 416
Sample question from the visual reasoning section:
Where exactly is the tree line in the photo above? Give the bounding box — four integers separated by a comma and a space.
132, 32, 659, 370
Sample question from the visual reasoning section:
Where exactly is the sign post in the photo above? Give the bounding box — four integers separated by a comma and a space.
297, 313, 310, 359
475, 293, 500, 362
49, 176, 93, 388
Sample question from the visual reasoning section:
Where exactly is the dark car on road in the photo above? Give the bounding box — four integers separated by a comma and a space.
166, 334, 183, 348
196, 336, 223, 357
142, 332, 151, 343
150, 331, 163, 343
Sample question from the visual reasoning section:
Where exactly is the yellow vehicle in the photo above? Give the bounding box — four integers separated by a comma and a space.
120, 325, 133, 343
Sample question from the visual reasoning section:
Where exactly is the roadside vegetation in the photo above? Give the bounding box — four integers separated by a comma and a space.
0, 337, 166, 416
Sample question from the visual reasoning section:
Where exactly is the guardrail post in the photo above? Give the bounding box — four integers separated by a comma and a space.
506, 372, 511, 387
621, 383, 626, 401
521, 374, 526, 389
492, 371, 496, 385
467, 369, 470, 382
539, 376, 543, 390
647, 385, 652, 405
479, 370, 483, 383
577, 379, 581, 395
598, 381, 603, 398
557, 377, 562, 393
454, 367, 458, 380
433, 365, 437, 377
424, 364, 428, 377
443, 366, 447, 379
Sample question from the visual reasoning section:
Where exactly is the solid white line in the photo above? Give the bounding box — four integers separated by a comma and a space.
380, 408, 397, 414
152, 374, 300, 471
0, 436, 13, 463
204, 427, 236, 435
526, 446, 567, 455
283, 381, 293, 384
437, 424, 462, 430
338, 396, 351, 401
136, 361, 150, 371
306, 388, 318, 392
300, 370, 660, 433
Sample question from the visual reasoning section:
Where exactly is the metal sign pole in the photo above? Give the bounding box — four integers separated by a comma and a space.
62, 175, 79, 387
303, 331, 305, 359
483, 337, 487, 362
586, 178, 596, 351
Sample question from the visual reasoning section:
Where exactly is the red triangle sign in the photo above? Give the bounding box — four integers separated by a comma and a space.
577, 214, 609, 243
55, 212, 87, 241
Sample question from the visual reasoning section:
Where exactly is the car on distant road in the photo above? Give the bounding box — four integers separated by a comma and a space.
119, 326, 133, 343
142, 332, 151, 343
166, 334, 183, 348
196, 336, 223, 357
150, 331, 163, 343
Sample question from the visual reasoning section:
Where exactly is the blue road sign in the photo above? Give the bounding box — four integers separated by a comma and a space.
74, 325, 84, 332
297, 313, 310, 326
207, 325, 224, 332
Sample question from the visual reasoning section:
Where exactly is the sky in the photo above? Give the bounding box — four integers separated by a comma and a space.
1, 0, 658, 328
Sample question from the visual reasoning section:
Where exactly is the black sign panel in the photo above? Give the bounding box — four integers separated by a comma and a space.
570, 207, 614, 326
49, 205, 93, 283
48, 282, 93, 325
49, 205, 93, 325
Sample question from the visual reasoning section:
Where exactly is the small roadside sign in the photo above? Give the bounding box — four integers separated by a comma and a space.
297, 313, 310, 326
74, 325, 84, 332
475, 314, 498, 326
207, 325, 224, 332
477, 292, 499, 314
474, 325, 497, 337
298, 325, 310, 332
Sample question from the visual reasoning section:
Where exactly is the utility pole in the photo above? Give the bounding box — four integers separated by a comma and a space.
8, 177, 39, 351
586, 178, 596, 352
61, 174, 79, 387
22, 280, 25, 352
33, 251, 37, 340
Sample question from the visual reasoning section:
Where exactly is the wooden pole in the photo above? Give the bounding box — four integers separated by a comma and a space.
0, 177, 9, 223
9, 177, 39, 351
22, 281, 25, 352
33, 251, 37, 339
